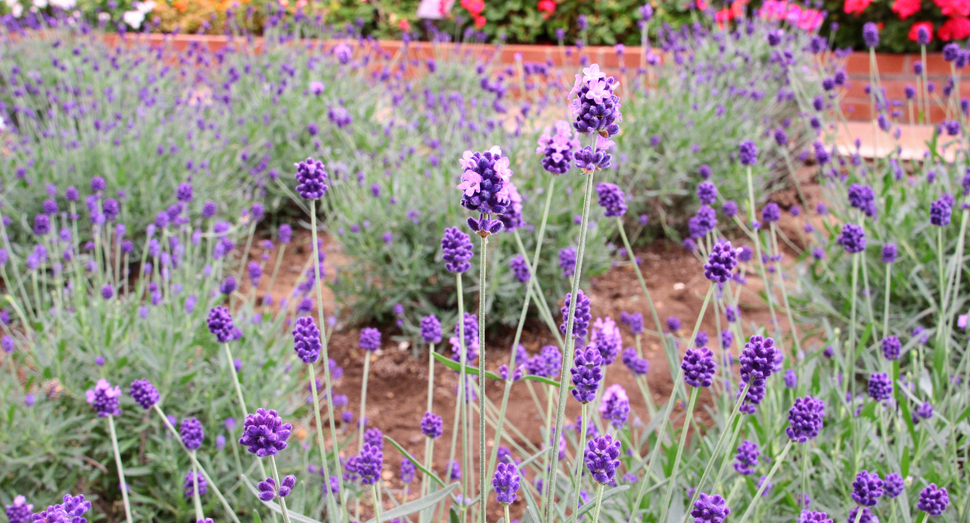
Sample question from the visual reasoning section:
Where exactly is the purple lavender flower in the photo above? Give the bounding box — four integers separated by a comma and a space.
847, 507, 877, 523
621, 347, 649, 375
32, 494, 90, 523
733, 440, 759, 475
442, 227, 473, 273
838, 224, 867, 253
882, 244, 897, 263
400, 457, 416, 483
293, 317, 321, 364
881, 336, 901, 361
848, 184, 878, 218
129, 379, 160, 410
667, 316, 682, 332
421, 411, 443, 438
364, 427, 384, 449
33, 215, 50, 236
294, 157, 329, 200
740, 335, 781, 386
689, 206, 717, 238
421, 315, 442, 344
884, 473, 904, 498
691, 493, 731, 523
359, 328, 381, 352
862, 22, 879, 48
621, 311, 643, 335
559, 247, 578, 278
561, 289, 592, 339
591, 317, 621, 365
918, 484, 949, 516
493, 462, 521, 504
509, 254, 531, 283
526, 346, 562, 378
347, 444, 383, 485
536, 120, 579, 174
596, 183, 627, 217
705, 240, 739, 283
798, 510, 832, 523
220, 276, 237, 295
181, 417, 205, 450
568, 64, 622, 136
571, 346, 604, 404
682, 348, 716, 388
257, 475, 297, 501
787, 396, 824, 442
784, 369, 798, 389
761, 203, 781, 223
852, 470, 884, 506
239, 408, 292, 457
448, 461, 462, 480
930, 196, 953, 226
697, 181, 718, 205
184, 471, 208, 498
914, 401, 933, 423
457, 146, 513, 233
86, 379, 121, 417
738, 141, 758, 166
868, 372, 893, 402
584, 434, 621, 484
207, 307, 235, 343
4, 496, 32, 523
599, 384, 630, 427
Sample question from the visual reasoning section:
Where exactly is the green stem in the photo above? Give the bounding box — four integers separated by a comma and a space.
845, 254, 859, 402
616, 217, 667, 358
192, 451, 204, 522
107, 416, 134, 523
224, 343, 272, 494
568, 403, 590, 523
308, 361, 339, 517
153, 405, 242, 523
372, 484, 383, 523
656, 387, 700, 523
746, 166, 780, 335
358, 355, 372, 450
478, 233, 489, 523
269, 455, 292, 523
590, 483, 606, 523
486, 379, 514, 489
504, 504, 510, 523
769, 223, 802, 357
310, 200, 345, 502
882, 264, 893, 341
543, 165, 597, 519
734, 440, 794, 523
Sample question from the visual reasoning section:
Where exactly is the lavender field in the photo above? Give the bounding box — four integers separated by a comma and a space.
0, 6, 966, 523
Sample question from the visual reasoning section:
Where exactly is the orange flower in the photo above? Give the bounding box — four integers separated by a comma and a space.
939, 16, 970, 40
891, 0, 920, 18
843, 0, 871, 15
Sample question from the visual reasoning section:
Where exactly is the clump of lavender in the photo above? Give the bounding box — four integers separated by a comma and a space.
526, 346, 563, 378
492, 462, 521, 504
868, 373, 893, 402
86, 379, 121, 417
359, 328, 381, 352
364, 428, 384, 449
129, 379, 160, 410
441, 227, 473, 273
740, 335, 781, 390
704, 240, 739, 283
294, 157, 329, 200
786, 396, 824, 442
584, 434, 621, 484
930, 196, 953, 226
400, 458, 416, 483
31, 495, 90, 523
596, 183, 627, 217
184, 472, 208, 498
917, 484, 949, 515
347, 444, 383, 485
509, 254, 531, 283
571, 346, 604, 403
561, 290, 592, 339
837, 224, 867, 253
207, 306, 236, 343
851, 470, 884, 506
421, 411, 443, 438
733, 440, 759, 475
599, 384, 630, 427
238, 408, 292, 457
884, 473, 905, 498
568, 64, 622, 137
591, 317, 621, 365
798, 510, 832, 523
4, 496, 32, 523
621, 348, 649, 375
180, 417, 205, 450
257, 475, 296, 501
881, 336, 901, 360
560, 247, 578, 278
848, 184, 877, 218
682, 348, 716, 388
621, 311, 643, 335
421, 315, 442, 344
536, 120, 579, 174
691, 493, 730, 523
457, 146, 514, 233
292, 316, 322, 363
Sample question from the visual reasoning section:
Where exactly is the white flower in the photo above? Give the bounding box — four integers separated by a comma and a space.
11, 2, 22, 16
0, 115, 6, 131
32, 0, 47, 8
97, 11, 110, 21
49, 0, 77, 9
132, 0, 155, 13
122, 9, 144, 29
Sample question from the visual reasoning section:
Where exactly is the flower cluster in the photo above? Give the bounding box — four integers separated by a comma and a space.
292, 316, 322, 364
239, 408, 292, 457
561, 290, 592, 339
442, 227, 474, 273
85, 379, 121, 417
584, 434, 621, 484
457, 146, 514, 233
492, 462, 521, 505
568, 64, 622, 137
536, 120, 579, 174
570, 346, 604, 404
786, 396, 825, 442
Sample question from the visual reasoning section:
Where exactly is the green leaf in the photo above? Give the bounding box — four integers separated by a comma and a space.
449, 507, 461, 523
432, 351, 502, 381
384, 435, 446, 488
363, 483, 458, 523
241, 476, 325, 523
521, 374, 562, 387
253, 509, 263, 523
901, 444, 910, 478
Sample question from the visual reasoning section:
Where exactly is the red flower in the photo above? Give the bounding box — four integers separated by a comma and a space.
908, 21, 934, 41
891, 0, 921, 18
843, 0, 871, 15
939, 16, 970, 40
538, 0, 556, 15
473, 14, 486, 27
461, 0, 484, 16
933, 0, 970, 17
696, 0, 709, 10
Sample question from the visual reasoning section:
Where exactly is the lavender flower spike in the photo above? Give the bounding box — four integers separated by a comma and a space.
568, 64, 622, 137
457, 146, 513, 233
584, 434, 621, 484
86, 379, 122, 417
492, 462, 521, 504
293, 316, 322, 364
294, 157, 329, 200
786, 396, 824, 442
239, 408, 292, 457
